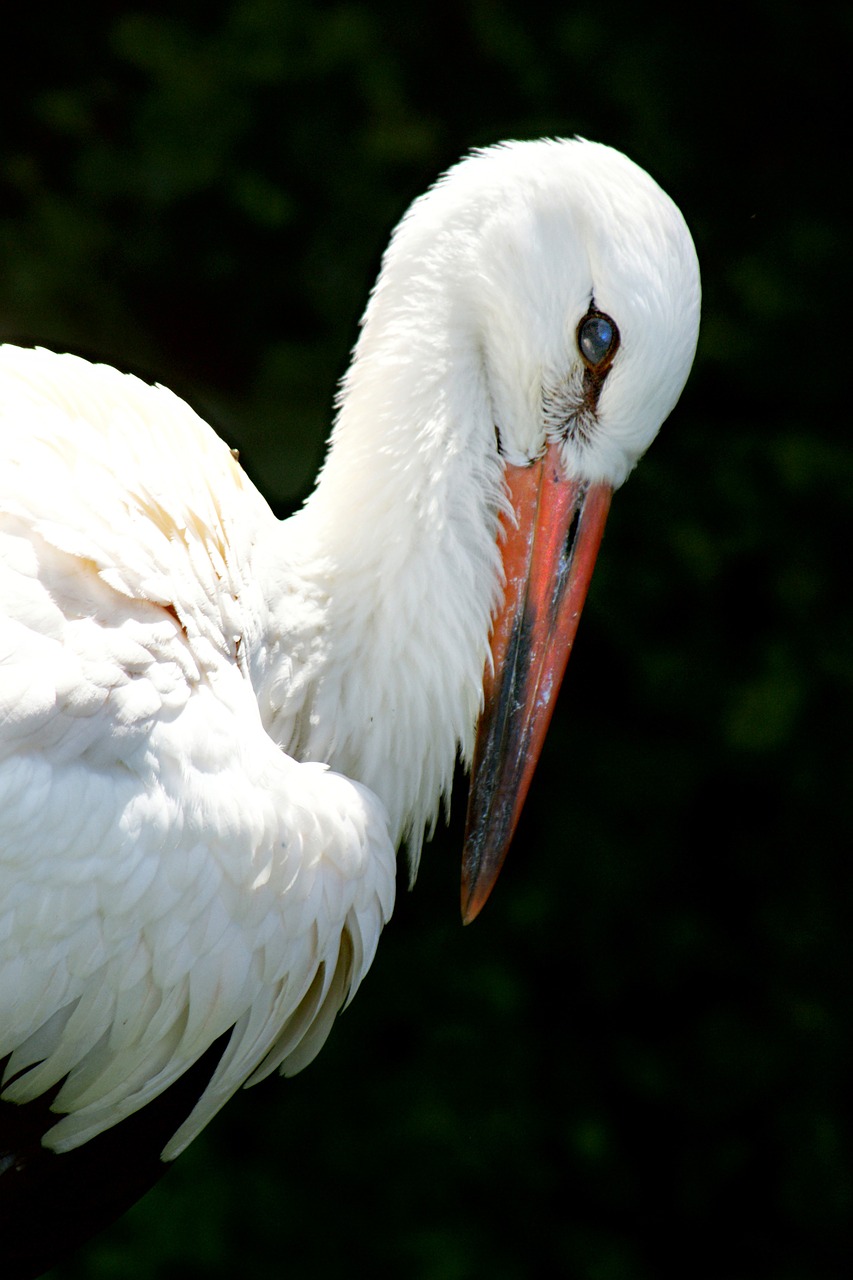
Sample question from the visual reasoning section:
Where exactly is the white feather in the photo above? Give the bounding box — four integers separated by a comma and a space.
0, 138, 699, 1161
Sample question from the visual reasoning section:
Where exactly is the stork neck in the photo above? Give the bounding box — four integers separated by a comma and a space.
274, 311, 504, 863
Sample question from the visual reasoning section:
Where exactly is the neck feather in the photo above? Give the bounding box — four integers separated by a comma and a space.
261, 272, 505, 870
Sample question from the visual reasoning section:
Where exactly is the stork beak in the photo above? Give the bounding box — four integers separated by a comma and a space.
461, 442, 612, 923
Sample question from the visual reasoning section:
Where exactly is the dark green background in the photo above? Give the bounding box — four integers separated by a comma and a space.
2, 3, 850, 1277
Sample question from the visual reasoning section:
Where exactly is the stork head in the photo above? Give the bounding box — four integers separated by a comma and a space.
434, 140, 702, 920
324, 138, 699, 919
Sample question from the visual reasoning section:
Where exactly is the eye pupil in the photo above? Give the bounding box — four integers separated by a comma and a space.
578, 312, 619, 367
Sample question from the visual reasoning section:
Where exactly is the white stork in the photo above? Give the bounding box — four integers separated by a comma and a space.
0, 138, 700, 1272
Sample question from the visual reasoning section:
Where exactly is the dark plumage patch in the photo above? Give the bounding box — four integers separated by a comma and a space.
0, 1032, 231, 1278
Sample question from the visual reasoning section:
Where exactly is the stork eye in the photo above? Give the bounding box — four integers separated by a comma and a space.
577, 311, 619, 369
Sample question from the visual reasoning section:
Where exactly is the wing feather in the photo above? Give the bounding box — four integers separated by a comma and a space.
0, 346, 396, 1158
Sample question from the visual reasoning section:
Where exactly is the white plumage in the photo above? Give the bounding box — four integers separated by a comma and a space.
0, 139, 700, 1169
0, 350, 395, 1158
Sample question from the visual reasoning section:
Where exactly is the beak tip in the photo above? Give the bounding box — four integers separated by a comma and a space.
460, 895, 479, 927
460, 876, 476, 926
460, 858, 497, 925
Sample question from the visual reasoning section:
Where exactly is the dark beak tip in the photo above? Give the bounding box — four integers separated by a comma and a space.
460, 888, 488, 926
460, 826, 510, 925
460, 882, 484, 925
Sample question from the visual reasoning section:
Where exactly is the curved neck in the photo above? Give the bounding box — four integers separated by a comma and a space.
264, 281, 504, 867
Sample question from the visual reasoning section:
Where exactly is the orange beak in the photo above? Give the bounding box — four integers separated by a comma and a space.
461, 442, 612, 922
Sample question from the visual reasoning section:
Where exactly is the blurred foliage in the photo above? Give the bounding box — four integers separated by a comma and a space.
1, 1, 852, 1278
